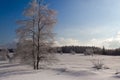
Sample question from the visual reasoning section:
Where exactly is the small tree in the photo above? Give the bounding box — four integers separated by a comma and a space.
16, 0, 57, 70
102, 46, 106, 55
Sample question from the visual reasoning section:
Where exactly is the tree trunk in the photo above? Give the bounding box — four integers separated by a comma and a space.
36, 56, 40, 69
33, 60, 36, 69
32, 19, 36, 70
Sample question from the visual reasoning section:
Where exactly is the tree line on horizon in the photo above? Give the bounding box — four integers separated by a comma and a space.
56, 46, 120, 56
1, 45, 120, 56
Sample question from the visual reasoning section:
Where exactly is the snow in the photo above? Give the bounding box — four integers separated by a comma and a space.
0, 54, 120, 80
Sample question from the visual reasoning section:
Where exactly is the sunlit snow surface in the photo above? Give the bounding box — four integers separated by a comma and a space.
1, 54, 120, 80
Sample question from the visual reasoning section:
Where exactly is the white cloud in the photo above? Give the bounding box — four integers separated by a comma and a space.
55, 31, 120, 49
54, 38, 82, 46
86, 35, 120, 49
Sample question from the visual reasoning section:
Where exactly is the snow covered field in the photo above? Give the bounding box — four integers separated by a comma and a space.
1, 54, 120, 80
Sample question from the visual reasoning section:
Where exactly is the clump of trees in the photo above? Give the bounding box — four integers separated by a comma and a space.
0, 48, 15, 62
56, 46, 101, 54
16, 0, 57, 70
0, 48, 8, 61
100, 46, 120, 56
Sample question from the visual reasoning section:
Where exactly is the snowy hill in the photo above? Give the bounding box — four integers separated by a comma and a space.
1, 54, 120, 80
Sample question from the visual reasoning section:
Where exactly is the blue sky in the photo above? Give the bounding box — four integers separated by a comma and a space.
1, 0, 120, 48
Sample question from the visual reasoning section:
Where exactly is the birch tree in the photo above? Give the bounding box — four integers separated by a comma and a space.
16, 0, 57, 70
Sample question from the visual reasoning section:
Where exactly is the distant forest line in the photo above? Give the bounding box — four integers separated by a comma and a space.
1, 46, 120, 56
56, 46, 120, 56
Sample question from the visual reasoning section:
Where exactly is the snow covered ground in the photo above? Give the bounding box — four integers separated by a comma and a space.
1, 54, 120, 80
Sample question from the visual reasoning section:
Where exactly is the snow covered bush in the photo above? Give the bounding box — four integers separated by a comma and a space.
115, 70, 120, 77
59, 68, 67, 72
70, 50, 76, 55
84, 48, 94, 56
91, 59, 104, 70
